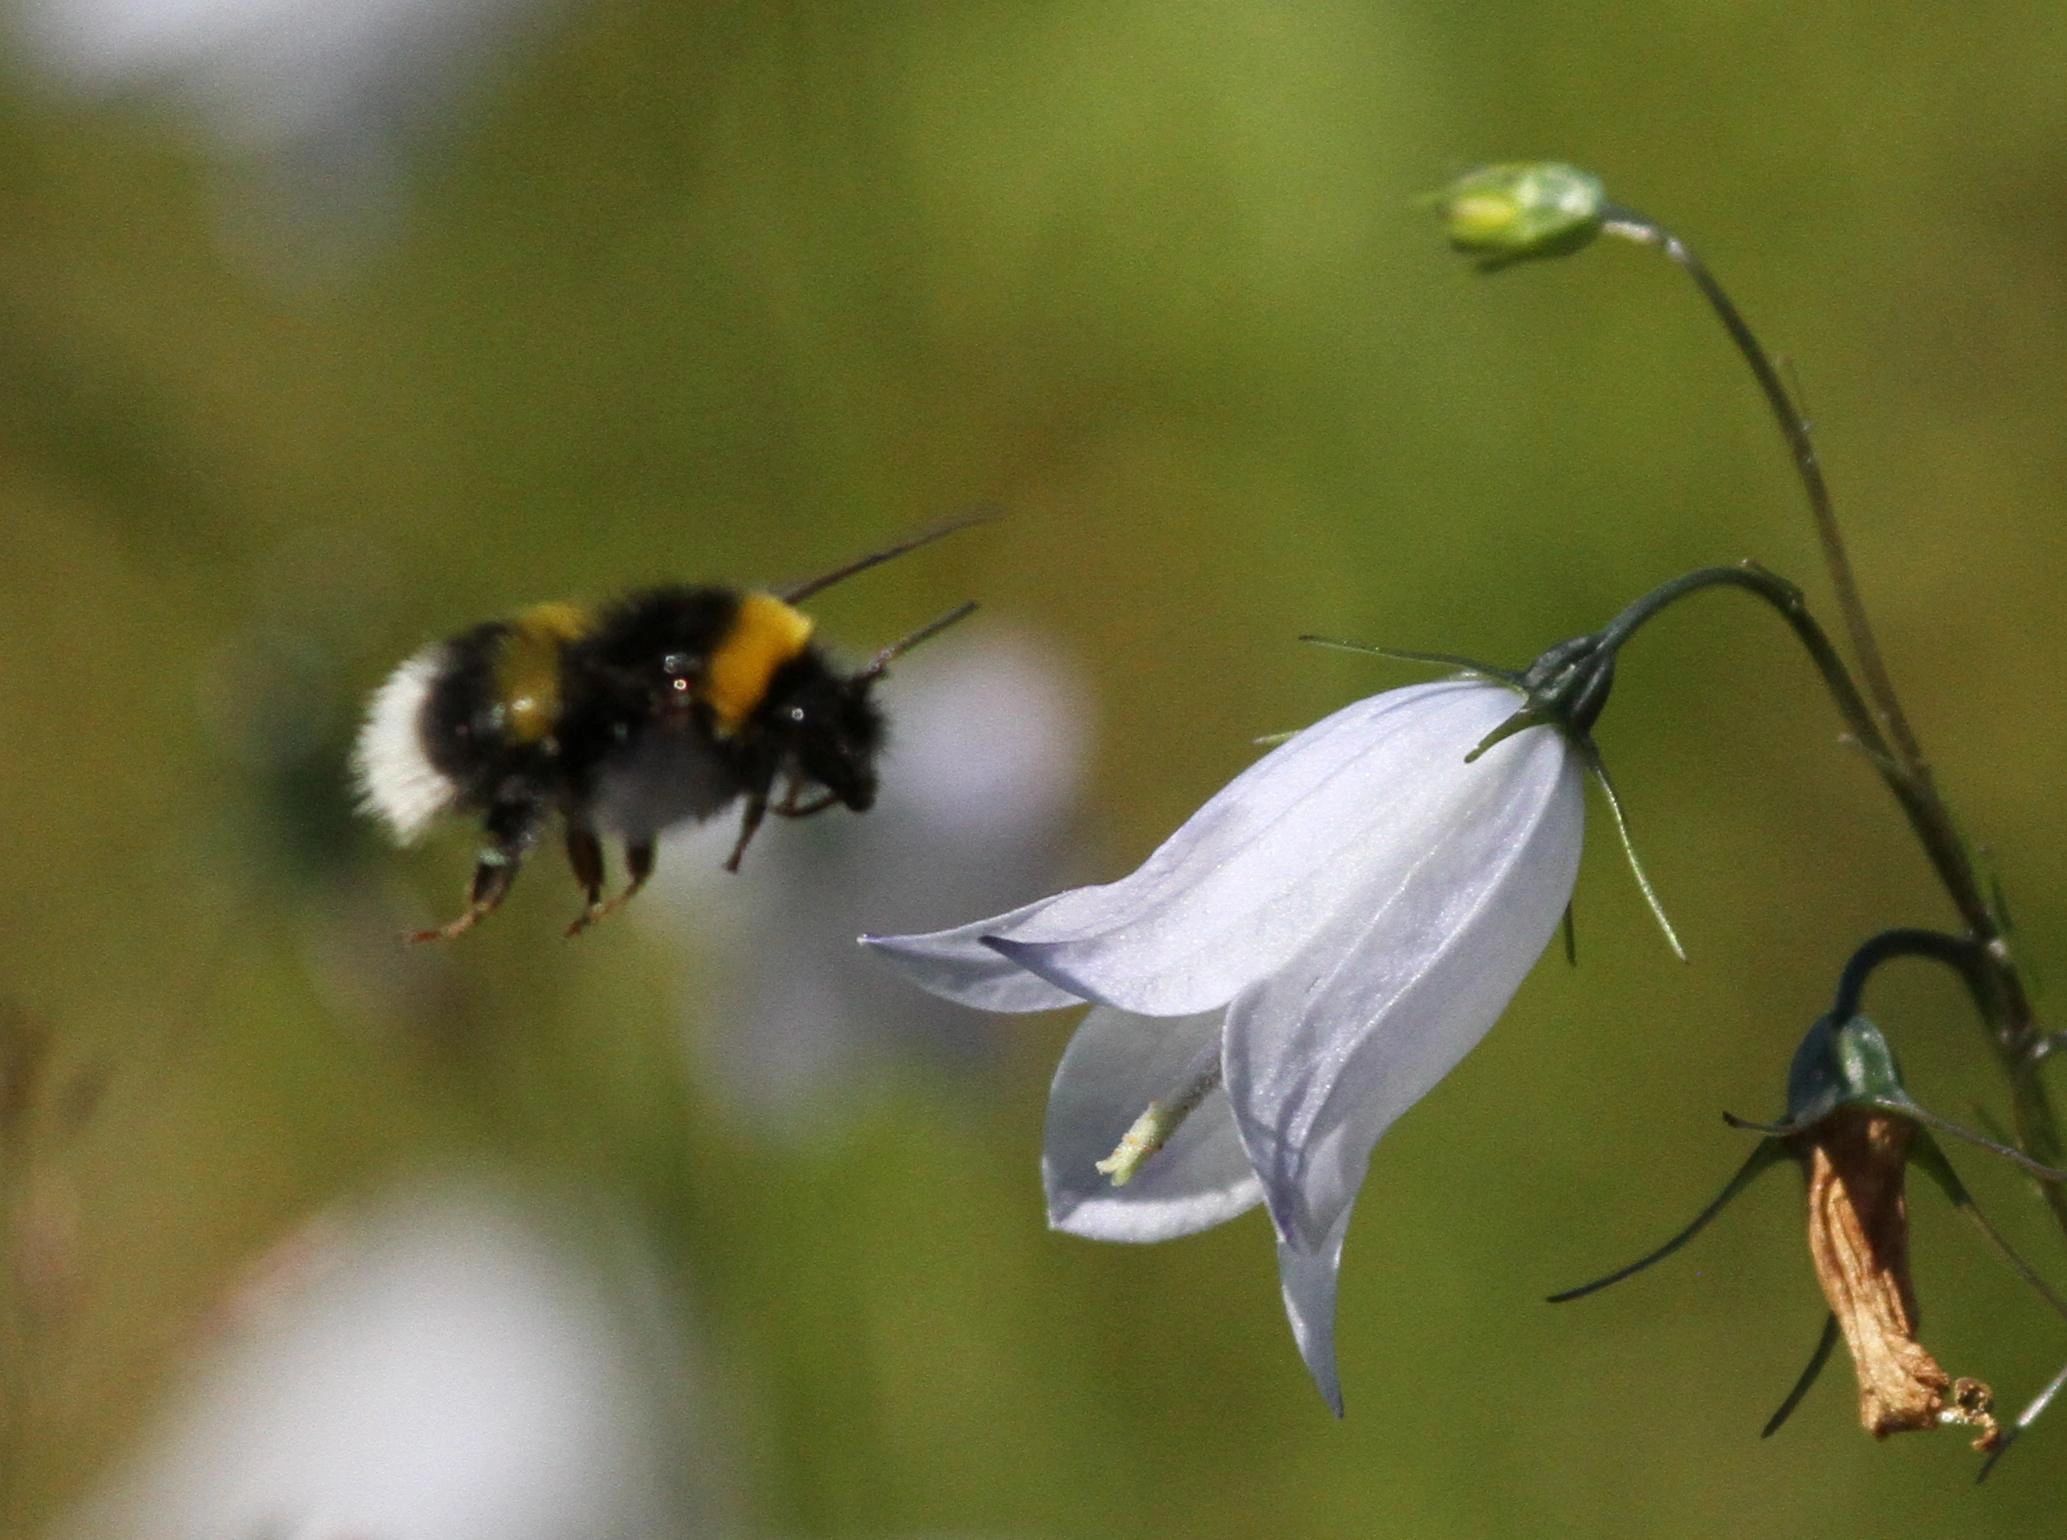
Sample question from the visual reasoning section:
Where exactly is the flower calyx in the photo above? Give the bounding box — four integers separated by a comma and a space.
1301, 626, 1678, 961
1516, 632, 1616, 739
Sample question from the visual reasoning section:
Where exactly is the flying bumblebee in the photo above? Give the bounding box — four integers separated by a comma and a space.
352, 516, 987, 943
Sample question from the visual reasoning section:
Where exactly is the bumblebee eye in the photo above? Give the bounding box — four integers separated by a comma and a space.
786, 705, 807, 725
662, 652, 691, 675
671, 677, 691, 694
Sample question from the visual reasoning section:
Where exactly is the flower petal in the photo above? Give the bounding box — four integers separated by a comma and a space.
860, 898, 1084, 1012
1043, 1006, 1264, 1242
1277, 1208, 1352, 1416
1226, 721, 1584, 1252
987, 682, 1527, 1015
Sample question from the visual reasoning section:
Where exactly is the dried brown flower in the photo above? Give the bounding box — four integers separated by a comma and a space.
1552, 1007, 2040, 1455
1797, 1109, 1952, 1436
1794, 1109, 2002, 1447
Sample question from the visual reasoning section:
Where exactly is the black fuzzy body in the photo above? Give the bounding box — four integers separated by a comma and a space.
411, 585, 883, 839
359, 513, 985, 941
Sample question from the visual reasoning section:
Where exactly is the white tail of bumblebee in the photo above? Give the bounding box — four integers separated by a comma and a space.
352, 647, 460, 844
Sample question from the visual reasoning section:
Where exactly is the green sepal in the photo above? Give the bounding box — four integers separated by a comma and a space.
1907, 1131, 2067, 1321
1737, 1015, 2067, 1181
1576, 737, 1685, 963
1546, 1137, 1789, 1304
1762, 1314, 1840, 1438
1295, 635, 1521, 684
1465, 705, 1553, 764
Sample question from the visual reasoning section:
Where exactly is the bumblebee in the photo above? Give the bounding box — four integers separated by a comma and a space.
352, 518, 984, 942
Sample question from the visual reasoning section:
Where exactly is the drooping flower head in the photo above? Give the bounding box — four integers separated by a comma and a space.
867, 665, 1599, 1411
1551, 932, 2067, 1463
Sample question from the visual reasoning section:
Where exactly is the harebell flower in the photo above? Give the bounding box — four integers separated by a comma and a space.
865, 617, 1680, 1410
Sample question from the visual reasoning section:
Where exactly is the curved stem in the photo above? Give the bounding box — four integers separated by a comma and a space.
1600, 211, 1919, 768
1598, 566, 1992, 948
1595, 560, 2064, 1228
1604, 216, 2045, 994
1599, 565, 1987, 961
1830, 928, 1990, 1024
1596, 562, 1889, 766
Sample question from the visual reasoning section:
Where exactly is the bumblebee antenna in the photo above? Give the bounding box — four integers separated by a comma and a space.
858, 601, 979, 683
778, 504, 1000, 605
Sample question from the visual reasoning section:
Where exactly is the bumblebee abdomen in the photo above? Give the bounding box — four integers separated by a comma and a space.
355, 601, 601, 844
353, 645, 465, 844
496, 602, 593, 744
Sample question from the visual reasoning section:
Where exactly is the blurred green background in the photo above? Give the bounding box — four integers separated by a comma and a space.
4, 2, 2067, 1535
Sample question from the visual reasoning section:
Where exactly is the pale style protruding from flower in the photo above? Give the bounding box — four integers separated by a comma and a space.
864, 678, 1586, 1411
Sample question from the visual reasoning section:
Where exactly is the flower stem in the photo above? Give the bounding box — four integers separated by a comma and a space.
1829, 928, 1989, 1026
1596, 566, 2011, 974
1599, 212, 1918, 769
1597, 214, 2062, 1233
1598, 563, 1883, 758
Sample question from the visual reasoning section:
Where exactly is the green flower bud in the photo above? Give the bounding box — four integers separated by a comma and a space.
1425, 162, 1607, 271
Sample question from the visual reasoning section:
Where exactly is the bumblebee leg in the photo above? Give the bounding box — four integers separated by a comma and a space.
723, 790, 770, 872
623, 838, 656, 899
407, 799, 542, 944
565, 839, 656, 937
773, 788, 840, 819
562, 826, 609, 937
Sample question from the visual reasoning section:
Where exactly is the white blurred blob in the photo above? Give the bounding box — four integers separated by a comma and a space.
59, 1174, 729, 1540
7, 0, 559, 252
653, 626, 1093, 1132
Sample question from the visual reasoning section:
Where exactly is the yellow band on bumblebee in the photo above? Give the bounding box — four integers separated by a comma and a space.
706, 591, 816, 731
499, 602, 593, 743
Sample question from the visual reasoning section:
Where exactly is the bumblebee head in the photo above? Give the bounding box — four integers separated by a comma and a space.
768, 661, 886, 811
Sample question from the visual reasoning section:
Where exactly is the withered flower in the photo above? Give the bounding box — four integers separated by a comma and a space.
1798, 1104, 1949, 1435
1760, 1021, 1985, 1440
1552, 991, 2067, 1458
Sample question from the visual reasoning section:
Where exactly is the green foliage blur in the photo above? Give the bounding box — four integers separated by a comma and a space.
4, 4, 2067, 1535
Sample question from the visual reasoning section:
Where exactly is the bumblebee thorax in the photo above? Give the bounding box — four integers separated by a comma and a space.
705, 591, 816, 732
